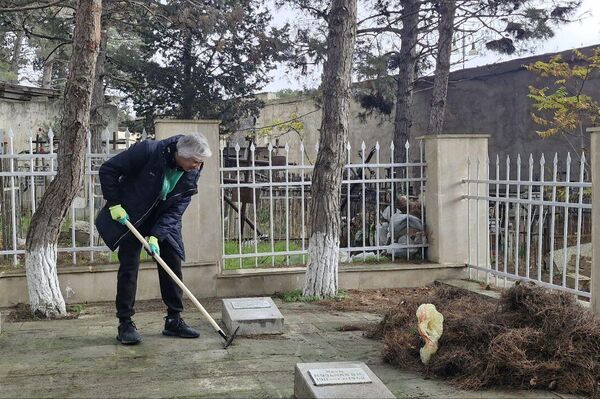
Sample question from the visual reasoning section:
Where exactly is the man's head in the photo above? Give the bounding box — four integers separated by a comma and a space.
175, 133, 212, 172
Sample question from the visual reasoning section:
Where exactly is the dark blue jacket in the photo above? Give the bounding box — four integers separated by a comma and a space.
95, 135, 202, 260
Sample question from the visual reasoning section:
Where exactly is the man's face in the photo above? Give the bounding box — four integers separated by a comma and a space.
175, 153, 203, 172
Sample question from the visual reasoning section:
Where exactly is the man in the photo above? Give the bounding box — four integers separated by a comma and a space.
95, 133, 212, 345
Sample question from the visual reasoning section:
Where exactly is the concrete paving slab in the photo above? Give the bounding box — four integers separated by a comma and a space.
0, 300, 580, 399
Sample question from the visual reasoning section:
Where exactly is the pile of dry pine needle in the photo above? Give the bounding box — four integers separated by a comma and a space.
368, 283, 600, 397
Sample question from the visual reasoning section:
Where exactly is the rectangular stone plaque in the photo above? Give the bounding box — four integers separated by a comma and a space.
230, 299, 271, 309
308, 368, 372, 386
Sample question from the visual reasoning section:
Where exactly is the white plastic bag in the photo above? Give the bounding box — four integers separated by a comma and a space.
416, 303, 444, 364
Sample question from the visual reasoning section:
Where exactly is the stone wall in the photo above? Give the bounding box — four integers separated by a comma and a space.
0, 98, 118, 152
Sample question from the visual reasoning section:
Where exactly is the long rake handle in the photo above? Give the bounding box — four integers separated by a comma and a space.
124, 220, 223, 334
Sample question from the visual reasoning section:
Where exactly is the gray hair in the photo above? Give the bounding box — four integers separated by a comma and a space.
176, 133, 212, 160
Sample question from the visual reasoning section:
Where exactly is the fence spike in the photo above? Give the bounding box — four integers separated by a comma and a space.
346, 142, 351, 150
47, 127, 53, 139
250, 143, 255, 152
553, 152, 558, 165
268, 143, 273, 152
529, 153, 534, 166
375, 141, 380, 150
580, 152, 587, 182
405, 140, 410, 150
300, 142, 304, 152
234, 142, 240, 152
360, 141, 366, 151
390, 141, 395, 150
315, 142, 319, 153
566, 151, 572, 164
284, 142, 289, 152
540, 153, 545, 165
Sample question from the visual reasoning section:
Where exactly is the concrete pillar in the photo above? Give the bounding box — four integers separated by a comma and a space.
154, 120, 222, 266
419, 134, 489, 267
588, 127, 600, 314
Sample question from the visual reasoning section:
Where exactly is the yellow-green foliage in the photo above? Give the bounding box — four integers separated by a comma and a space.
525, 48, 600, 138
257, 113, 305, 140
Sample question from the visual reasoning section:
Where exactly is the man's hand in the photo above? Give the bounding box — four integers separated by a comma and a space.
109, 204, 129, 225
147, 236, 160, 256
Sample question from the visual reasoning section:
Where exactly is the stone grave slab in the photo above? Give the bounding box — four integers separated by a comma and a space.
294, 362, 395, 399
222, 297, 284, 335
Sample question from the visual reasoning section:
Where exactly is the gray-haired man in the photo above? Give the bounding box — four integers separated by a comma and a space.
95, 133, 212, 345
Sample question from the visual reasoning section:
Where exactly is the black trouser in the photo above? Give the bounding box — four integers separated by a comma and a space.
116, 235, 184, 320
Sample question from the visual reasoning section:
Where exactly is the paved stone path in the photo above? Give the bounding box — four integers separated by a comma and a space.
0, 300, 578, 398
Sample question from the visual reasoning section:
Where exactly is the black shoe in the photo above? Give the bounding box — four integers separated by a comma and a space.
162, 317, 199, 338
116, 319, 142, 345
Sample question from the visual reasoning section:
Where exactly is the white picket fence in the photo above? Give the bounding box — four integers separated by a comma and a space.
219, 140, 428, 270
464, 152, 592, 298
0, 127, 145, 266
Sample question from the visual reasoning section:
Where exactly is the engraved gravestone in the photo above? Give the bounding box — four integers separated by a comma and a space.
294, 362, 395, 399
230, 299, 271, 309
222, 297, 284, 335
308, 368, 372, 386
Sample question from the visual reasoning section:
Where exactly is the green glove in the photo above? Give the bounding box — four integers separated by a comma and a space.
109, 204, 129, 225
147, 236, 160, 256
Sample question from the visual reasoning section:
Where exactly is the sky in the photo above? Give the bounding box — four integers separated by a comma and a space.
261, 0, 600, 93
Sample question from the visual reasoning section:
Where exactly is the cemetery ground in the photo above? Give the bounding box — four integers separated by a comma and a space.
0, 286, 589, 399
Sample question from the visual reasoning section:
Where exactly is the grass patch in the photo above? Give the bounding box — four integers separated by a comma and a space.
67, 303, 86, 313
274, 288, 347, 303
223, 240, 305, 269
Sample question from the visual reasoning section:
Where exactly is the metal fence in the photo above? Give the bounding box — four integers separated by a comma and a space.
220, 140, 427, 270
0, 127, 145, 267
464, 152, 592, 298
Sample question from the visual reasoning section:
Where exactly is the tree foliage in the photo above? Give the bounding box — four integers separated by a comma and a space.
110, 0, 292, 133
351, 0, 582, 120
526, 47, 600, 138
1, 0, 292, 135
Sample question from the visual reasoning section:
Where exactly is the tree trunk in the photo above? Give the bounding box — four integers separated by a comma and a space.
427, 0, 456, 135
25, 0, 102, 318
181, 28, 195, 119
90, 3, 111, 153
41, 55, 54, 89
393, 0, 420, 162
9, 27, 24, 82
303, 0, 357, 298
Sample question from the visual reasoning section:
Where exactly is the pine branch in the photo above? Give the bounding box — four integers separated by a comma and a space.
0, 0, 65, 12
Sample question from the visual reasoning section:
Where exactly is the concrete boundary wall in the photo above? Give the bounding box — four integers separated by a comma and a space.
0, 262, 466, 307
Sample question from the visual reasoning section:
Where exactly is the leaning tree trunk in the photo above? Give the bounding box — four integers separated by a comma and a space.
25, 0, 102, 317
303, 0, 357, 298
427, 0, 456, 135
393, 0, 420, 162
90, 3, 110, 154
